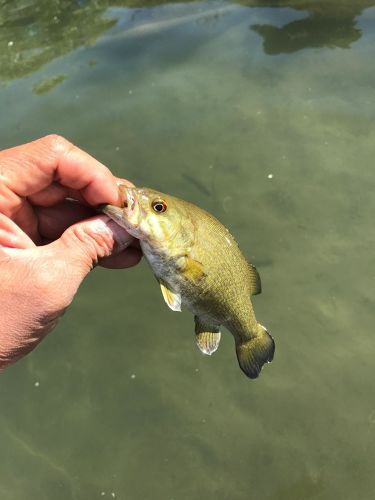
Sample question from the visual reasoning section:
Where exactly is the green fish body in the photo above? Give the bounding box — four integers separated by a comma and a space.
102, 186, 274, 379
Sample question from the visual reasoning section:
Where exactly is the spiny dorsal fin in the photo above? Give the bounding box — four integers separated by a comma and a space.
159, 280, 181, 312
248, 263, 261, 295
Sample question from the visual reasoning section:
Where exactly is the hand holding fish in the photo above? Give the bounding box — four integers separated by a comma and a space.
0, 135, 141, 370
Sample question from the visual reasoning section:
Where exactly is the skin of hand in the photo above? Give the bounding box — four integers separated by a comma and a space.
0, 134, 141, 370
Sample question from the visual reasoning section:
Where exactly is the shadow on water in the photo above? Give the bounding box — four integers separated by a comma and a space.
1, 0, 375, 83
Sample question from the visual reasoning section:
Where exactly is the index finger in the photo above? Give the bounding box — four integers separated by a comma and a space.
0, 135, 121, 206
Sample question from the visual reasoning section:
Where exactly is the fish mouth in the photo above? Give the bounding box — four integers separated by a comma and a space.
100, 204, 130, 230
101, 185, 144, 239
122, 186, 136, 213
121, 186, 139, 226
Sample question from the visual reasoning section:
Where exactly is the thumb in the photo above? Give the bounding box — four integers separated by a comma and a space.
49, 214, 134, 282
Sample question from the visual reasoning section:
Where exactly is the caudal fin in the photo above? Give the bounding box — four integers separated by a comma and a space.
235, 325, 275, 379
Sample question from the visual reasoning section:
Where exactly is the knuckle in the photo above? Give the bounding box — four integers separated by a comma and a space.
41, 134, 72, 155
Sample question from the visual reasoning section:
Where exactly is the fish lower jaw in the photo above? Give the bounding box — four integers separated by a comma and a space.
115, 220, 140, 238
125, 224, 146, 240
109, 215, 142, 239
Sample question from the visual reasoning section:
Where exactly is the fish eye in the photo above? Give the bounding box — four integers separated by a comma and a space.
152, 200, 167, 213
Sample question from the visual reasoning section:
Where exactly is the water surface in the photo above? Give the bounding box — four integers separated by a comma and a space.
1, 1, 375, 499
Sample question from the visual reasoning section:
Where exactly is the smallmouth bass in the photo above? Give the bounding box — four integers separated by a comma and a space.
102, 186, 274, 379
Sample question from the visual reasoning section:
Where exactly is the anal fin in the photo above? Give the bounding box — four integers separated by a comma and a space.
248, 262, 261, 295
194, 316, 221, 356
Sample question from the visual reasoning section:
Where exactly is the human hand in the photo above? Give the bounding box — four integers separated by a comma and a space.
0, 135, 141, 370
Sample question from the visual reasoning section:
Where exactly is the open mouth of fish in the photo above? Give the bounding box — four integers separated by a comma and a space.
98, 186, 141, 236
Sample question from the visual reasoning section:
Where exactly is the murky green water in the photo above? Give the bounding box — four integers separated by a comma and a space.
1, 1, 375, 499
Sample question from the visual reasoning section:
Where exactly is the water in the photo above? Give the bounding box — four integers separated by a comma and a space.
1, 1, 375, 499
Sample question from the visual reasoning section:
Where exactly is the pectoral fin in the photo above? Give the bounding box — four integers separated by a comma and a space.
159, 281, 181, 312
194, 316, 221, 356
182, 257, 206, 283
248, 262, 261, 295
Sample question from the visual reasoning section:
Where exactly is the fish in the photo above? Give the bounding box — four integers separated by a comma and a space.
181, 173, 212, 197
101, 186, 274, 379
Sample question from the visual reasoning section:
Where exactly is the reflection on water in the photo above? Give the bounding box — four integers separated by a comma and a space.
0, 0, 116, 81
1, 1, 375, 500
247, 0, 375, 53
2, 0, 375, 83
252, 14, 361, 53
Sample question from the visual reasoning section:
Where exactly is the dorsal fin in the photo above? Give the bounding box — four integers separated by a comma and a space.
248, 263, 261, 295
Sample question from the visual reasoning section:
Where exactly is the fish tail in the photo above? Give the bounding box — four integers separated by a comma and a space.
235, 324, 275, 379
